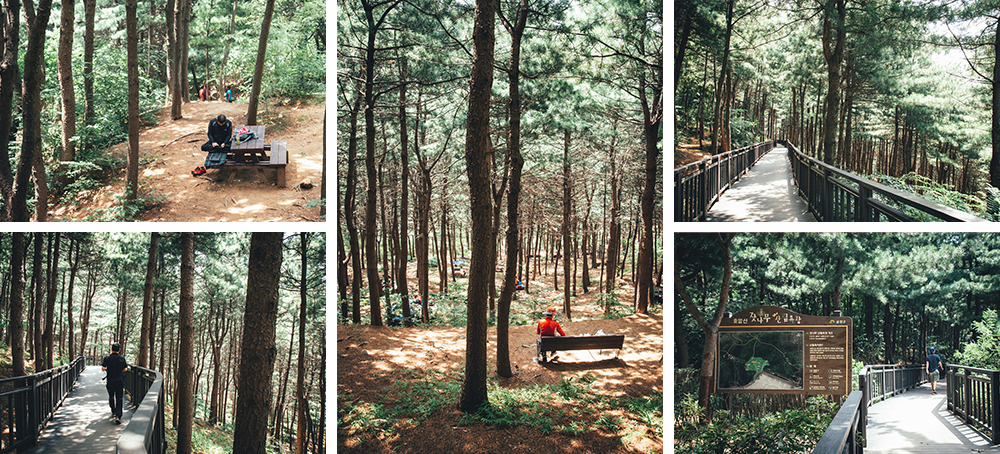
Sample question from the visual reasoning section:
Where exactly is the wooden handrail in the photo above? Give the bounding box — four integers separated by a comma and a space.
783, 140, 987, 222
946, 364, 1000, 443
674, 141, 778, 221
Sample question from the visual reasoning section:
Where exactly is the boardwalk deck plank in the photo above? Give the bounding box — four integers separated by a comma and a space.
705, 147, 816, 222
24, 366, 135, 453
865, 381, 997, 453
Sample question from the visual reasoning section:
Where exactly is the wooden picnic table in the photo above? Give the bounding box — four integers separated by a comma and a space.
229, 125, 267, 162
214, 125, 288, 187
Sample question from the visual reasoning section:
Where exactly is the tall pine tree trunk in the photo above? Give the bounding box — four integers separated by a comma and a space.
175, 233, 195, 454
10, 0, 51, 221
138, 232, 158, 367
821, 0, 846, 165
459, 0, 495, 413
0, 0, 19, 218
9, 232, 25, 375
126, 0, 140, 204
57, 0, 75, 185
496, 0, 528, 379
295, 233, 309, 454
246, 0, 275, 124
233, 232, 283, 453
562, 130, 572, 320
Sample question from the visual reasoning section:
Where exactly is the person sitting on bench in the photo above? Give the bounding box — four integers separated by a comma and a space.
537, 306, 566, 359
201, 114, 233, 152
537, 307, 566, 338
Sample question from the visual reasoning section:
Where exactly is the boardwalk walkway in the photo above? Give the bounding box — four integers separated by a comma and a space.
705, 146, 815, 222
25, 366, 135, 454
865, 380, 997, 453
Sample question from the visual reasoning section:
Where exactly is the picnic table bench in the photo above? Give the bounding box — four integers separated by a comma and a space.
210, 125, 288, 187
536, 334, 625, 363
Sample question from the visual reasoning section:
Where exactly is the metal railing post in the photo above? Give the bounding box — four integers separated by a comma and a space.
965, 367, 973, 424
992, 370, 1000, 444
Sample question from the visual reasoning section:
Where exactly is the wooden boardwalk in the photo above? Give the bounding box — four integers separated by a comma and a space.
865, 380, 997, 453
24, 366, 135, 454
705, 146, 816, 222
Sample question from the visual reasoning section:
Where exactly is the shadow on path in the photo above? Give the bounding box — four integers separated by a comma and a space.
24, 366, 135, 454
705, 147, 815, 222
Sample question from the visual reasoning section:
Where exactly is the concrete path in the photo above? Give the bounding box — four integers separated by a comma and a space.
25, 366, 135, 454
705, 147, 816, 222
865, 380, 997, 453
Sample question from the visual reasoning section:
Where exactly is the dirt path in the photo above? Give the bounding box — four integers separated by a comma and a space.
50, 98, 325, 222
338, 313, 663, 453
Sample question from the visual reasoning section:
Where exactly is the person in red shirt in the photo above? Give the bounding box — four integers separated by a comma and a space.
537, 307, 566, 337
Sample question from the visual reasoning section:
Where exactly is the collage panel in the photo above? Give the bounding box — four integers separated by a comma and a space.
674, 231, 1000, 453
337, 0, 664, 451
0, 0, 325, 223
0, 231, 326, 453
674, 1, 999, 224
673, 0, 1000, 452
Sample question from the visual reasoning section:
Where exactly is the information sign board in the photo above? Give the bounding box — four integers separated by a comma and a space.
715, 306, 852, 395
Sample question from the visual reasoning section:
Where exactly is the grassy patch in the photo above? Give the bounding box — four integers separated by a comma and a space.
339, 368, 464, 445
163, 406, 285, 454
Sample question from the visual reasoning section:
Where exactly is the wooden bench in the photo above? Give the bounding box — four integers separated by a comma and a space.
537, 334, 625, 363
219, 140, 288, 187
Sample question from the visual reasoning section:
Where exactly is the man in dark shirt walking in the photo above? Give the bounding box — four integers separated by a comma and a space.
926, 346, 943, 395
102, 342, 129, 424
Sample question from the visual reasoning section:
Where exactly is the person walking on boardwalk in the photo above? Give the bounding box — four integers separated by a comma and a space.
102, 342, 129, 424
926, 346, 943, 395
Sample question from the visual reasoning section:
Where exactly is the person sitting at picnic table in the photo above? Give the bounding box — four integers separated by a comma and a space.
201, 114, 233, 152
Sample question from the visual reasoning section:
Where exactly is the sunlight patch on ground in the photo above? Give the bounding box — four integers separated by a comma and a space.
231, 204, 268, 214
143, 168, 166, 177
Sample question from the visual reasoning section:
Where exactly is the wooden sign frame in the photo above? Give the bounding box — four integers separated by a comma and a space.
715, 305, 852, 395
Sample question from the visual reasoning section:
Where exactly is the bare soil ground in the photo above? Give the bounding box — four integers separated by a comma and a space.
49, 97, 325, 222
339, 262, 664, 454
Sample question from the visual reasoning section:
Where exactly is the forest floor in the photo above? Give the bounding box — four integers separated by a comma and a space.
674, 134, 710, 169
338, 263, 664, 453
49, 97, 325, 222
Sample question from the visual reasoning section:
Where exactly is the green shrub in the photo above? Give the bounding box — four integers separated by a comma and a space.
675, 395, 836, 454
954, 309, 1000, 370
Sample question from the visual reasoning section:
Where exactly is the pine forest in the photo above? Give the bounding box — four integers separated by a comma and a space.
0, 232, 326, 453
675, 0, 1000, 219
337, 0, 664, 451
0, 0, 325, 222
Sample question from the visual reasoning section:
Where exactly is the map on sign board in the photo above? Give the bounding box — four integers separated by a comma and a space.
717, 331, 804, 390
716, 305, 852, 395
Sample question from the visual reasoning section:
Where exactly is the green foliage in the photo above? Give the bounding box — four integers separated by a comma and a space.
675, 396, 836, 454
864, 172, 986, 220
460, 389, 555, 432
954, 310, 1000, 370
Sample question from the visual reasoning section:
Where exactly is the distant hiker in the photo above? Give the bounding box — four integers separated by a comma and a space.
926, 347, 943, 395
199, 85, 210, 101
201, 114, 233, 152
226, 87, 234, 102
516, 280, 524, 291
102, 342, 129, 425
